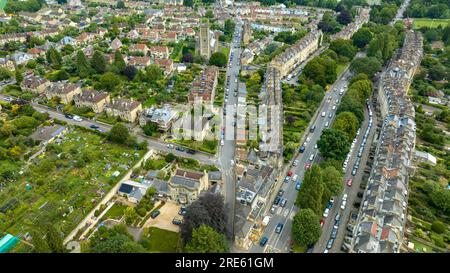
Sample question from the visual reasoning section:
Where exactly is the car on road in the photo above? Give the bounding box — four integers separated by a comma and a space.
340, 200, 347, 210
275, 223, 284, 234
328, 113, 333, 119
176, 146, 185, 152
327, 200, 333, 209
323, 208, 330, 218
320, 218, 325, 227
278, 189, 285, 197
280, 199, 287, 208
326, 238, 334, 249
259, 236, 268, 247
332, 105, 336, 110
73, 115, 83, 122
346, 178, 353, 187
295, 181, 301, 190
292, 174, 298, 181
284, 176, 290, 183
221, 139, 224, 146
309, 154, 314, 161
270, 204, 277, 214
151, 210, 160, 219
321, 112, 326, 117
287, 170, 293, 176
65, 114, 73, 119
314, 144, 318, 149
304, 163, 311, 170
186, 149, 196, 154
293, 159, 299, 166
352, 168, 357, 176
167, 143, 174, 149
274, 196, 281, 205
324, 121, 329, 127
89, 124, 99, 129
309, 125, 316, 133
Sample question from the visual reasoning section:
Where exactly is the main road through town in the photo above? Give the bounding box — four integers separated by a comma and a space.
250, 52, 365, 253
219, 21, 243, 240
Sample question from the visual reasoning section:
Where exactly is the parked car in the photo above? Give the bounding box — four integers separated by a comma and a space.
259, 236, 268, 247
176, 146, 185, 152
151, 210, 160, 219
274, 196, 281, 205
278, 189, 285, 197
309, 154, 314, 161
172, 218, 182, 225
270, 204, 277, 214
299, 146, 305, 153
89, 124, 99, 129
65, 114, 73, 119
304, 163, 311, 170
73, 115, 83, 122
323, 208, 330, 218
280, 199, 287, 207
167, 144, 174, 149
331, 226, 338, 239
326, 238, 334, 249
293, 159, 299, 166
178, 206, 187, 215
340, 200, 347, 210
295, 181, 301, 190
320, 218, 325, 227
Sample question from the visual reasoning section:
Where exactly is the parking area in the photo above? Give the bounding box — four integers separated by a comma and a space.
143, 202, 181, 233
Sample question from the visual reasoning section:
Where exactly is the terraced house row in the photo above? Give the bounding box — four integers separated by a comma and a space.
351, 30, 423, 253
330, 6, 370, 41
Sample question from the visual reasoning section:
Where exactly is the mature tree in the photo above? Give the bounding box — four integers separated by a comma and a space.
0, 68, 12, 81
185, 225, 229, 253
292, 209, 322, 248
301, 56, 336, 87
143, 122, 158, 136
321, 166, 344, 207
123, 65, 138, 81
350, 57, 381, 78
112, 50, 126, 73
183, 0, 193, 7
15, 69, 23, 83
108, 123, 130, 144
428, 65, 446, 81
352, 27, 374, 48
333, 111, 359, 138
124, 207, 138, 225
431, 220, 446, 234
182, 53, 194, 63
296, 165, 324, 215
181, 193, 228, 242
330, 39, 357, 60
46, 47, 62, 69
224, 19, 236, 36
337, 94, 365, 123
317, 129, 350, 161
97, 72, 122, 92
75, 50, 91, 78
430, 189, 450, 215
337, 9, 352, 25
144, 64, 163, 83
91, 50, 107, 74
209, 52, 227, 67
116, 1, 125, 8
31, 231, 51, 253
89, 225, 145, 253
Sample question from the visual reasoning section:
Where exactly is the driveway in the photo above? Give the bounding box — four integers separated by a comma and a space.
143, 202, 181, 233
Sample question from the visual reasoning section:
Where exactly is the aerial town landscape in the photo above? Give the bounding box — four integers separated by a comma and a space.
0, 0, 448, 255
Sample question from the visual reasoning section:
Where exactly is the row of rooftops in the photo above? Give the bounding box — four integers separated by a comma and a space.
271, 29, 323, 65
351, 31, 423, 253
330, 7, 371, 41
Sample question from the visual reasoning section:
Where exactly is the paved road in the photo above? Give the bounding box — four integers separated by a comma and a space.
313, 100, 378, 253
282, 46, 328, 85
390, 0, 411, 26
250, 61, 356, 253
220, 22, 243, 239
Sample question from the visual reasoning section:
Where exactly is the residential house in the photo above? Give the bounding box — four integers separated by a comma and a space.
110, 38, 123, 51
160, 32, 177, 42
149, 46, 170, 59
118, 180, 149, 204
129, 43, 149, 55
188, 66, 219, 104
45, 82, 82, 104
105, 98, 143, 123
74, 89, 110, 113
0, 58, 15, 71
21, 74, 51, 94
153, 58, 173, 76
139, 105, 179, 131
168, 169, 209, 204
128, 56, 151, 69
30, 125, 67, 145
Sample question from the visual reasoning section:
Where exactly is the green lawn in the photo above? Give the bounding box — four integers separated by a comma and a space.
413, 18, 450, 29
142, 227, 180, 253
0, 127, 145, 239
101, 203, 127, 221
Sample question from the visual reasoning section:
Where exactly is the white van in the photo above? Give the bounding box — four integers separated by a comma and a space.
262, 215, 271, 227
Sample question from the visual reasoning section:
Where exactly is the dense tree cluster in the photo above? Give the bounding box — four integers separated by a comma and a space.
406, 0, 450, 19
185, 225, 229, 253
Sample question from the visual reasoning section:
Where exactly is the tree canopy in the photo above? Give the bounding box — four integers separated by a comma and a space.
185, 225, 229, 253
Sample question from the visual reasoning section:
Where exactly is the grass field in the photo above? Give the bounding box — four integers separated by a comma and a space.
412, 18, 450, 29
142, 227, 180, 252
